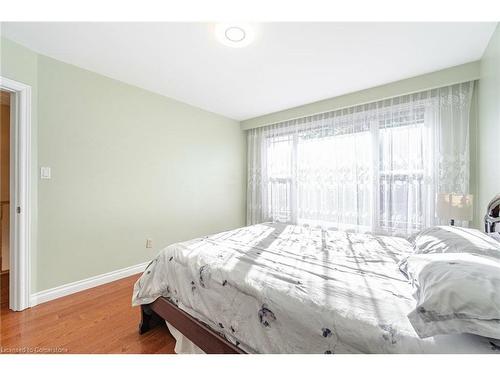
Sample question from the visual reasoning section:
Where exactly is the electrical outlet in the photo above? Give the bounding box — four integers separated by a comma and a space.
146, 239, 153, 249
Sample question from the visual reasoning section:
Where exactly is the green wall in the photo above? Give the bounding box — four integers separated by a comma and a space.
478, 24, 500, 228
1, 37, 246, 292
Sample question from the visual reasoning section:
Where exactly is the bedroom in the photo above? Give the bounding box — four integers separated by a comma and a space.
1, 0, 500, 372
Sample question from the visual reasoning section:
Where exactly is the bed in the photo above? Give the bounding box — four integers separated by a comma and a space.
132, 222, 500, 354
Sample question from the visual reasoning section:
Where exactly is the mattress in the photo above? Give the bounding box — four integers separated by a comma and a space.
132, 223, 500, 354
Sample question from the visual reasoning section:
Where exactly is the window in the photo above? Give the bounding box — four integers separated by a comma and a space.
378, 118, 425, 233
248, 82, 473, 235
266, 136, 294, 223
264, 108, 426, 234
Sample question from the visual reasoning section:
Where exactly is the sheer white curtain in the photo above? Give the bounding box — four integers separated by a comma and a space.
247, 81, 474, 236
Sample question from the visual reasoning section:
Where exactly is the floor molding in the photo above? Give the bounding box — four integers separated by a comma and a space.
30, 261, 149, 307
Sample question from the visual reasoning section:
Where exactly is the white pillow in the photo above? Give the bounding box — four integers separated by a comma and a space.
402, 252, 500, 339
408, 226, 500, 259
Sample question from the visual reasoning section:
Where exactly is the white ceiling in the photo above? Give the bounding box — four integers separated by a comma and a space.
1, 22, 497, 121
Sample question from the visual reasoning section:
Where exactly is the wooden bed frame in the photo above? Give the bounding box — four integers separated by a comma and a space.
139, 297, 246, 354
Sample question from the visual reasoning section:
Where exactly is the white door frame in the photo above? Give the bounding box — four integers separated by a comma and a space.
0, 76, 32, 311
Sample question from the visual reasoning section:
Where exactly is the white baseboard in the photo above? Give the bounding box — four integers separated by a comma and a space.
30, 261, 149, 307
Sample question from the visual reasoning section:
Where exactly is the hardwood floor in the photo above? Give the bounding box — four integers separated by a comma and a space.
0, 274, 176, 354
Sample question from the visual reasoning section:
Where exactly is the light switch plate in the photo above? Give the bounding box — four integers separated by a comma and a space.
40, 167, 51, 179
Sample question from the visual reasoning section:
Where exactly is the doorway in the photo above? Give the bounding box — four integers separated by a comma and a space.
0, 76, 33, 312
0, 90, 11, 311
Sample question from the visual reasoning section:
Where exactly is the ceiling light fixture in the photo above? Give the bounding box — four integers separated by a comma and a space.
215, 23, 255, 48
